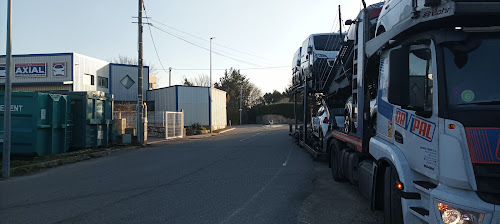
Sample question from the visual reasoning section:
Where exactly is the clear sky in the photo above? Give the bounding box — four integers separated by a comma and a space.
0, 0, 382, 94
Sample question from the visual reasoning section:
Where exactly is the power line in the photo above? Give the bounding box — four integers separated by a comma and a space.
143, 2, 168, 75
149, 18, 274, 62
150, 25, 262, 67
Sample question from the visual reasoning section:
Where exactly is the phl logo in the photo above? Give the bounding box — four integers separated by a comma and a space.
409, 116, 436, 142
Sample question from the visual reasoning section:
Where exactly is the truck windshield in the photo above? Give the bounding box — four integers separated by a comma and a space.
314, 35, 342, 51
444, 34, 500, 108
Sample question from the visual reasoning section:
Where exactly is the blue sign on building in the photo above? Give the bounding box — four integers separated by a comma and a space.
15, 63, 47, 77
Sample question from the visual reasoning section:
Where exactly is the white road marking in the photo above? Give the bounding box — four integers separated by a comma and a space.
282, 147, 292, 167
239, 132, 260, 141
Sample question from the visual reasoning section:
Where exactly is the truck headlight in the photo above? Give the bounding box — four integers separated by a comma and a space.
438, 202, 485, 224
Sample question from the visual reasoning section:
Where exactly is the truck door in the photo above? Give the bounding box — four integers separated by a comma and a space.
393, 45, 439, 179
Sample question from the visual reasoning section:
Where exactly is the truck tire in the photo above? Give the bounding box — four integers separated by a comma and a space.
330, 141, 344, 181
383, 166, 403, 224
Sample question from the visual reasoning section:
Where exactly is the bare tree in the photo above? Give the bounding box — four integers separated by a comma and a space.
182, 74, 210, 87
247, 83, 263, 108
112, 55, 138, 65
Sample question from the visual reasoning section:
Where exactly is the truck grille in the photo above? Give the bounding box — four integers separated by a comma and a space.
473, 164, 500, 205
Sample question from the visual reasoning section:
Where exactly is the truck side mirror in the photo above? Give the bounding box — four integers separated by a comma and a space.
345, 20, 353, 26
307, 46, 313, 54
388, 46, 410, 107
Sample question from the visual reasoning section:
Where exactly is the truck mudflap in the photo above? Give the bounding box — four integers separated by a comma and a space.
428, 184, 500, 224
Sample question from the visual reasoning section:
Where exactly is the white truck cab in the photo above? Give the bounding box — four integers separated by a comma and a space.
375, 29, 500, 224
319, 1, 500, 223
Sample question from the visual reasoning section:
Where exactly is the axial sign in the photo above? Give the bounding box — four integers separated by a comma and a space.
15, 63, 47, 77
0, 64, 5, 78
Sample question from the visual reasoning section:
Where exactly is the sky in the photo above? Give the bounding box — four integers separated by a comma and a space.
0, 0, 382, 94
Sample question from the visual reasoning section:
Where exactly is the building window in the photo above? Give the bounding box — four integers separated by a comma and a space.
98, 76, 108, 88
85, 74, 95, 86
120, 75, 135, 89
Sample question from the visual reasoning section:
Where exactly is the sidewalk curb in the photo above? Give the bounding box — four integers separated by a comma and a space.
217, 128, 236, 134
1, 146, 140, 179
149, 127, 237, 145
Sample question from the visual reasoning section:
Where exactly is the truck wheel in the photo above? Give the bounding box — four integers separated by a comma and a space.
330, 141, 343, 181
383, 166, 403, 224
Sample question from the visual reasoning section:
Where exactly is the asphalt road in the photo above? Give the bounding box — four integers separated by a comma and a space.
0, 125, 382, 224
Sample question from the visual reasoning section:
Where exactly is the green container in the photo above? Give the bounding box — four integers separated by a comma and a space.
60, 91, 114, 149
0, 92, 71, 156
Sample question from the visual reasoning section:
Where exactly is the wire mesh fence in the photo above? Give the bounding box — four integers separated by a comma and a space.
147, 111, 184, 139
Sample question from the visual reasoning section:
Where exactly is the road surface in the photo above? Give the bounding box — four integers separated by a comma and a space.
0, 125, 382, 223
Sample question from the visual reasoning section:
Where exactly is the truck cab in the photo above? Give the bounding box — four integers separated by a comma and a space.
375, 29, 500, 223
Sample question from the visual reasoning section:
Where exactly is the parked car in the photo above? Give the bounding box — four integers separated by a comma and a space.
300, 33, 343, 81
292, 47, 302, 87
375, 0, 428, 36
312, 101, 331, 147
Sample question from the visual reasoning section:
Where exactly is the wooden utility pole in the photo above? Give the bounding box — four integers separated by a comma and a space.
137, 0, 144, 146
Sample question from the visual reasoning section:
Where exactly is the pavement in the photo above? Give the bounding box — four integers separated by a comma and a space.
0, 125, 382, 224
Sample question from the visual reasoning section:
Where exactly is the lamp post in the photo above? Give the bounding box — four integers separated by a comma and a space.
2, 0, 13, 179
209, 37, 215, 133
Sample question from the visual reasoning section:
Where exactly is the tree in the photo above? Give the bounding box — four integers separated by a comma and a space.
183, 77, 194, 86
214, 68, 263, 125
182, 74, 210, 87
113, 55, 138, 65
263, 90, 284, 105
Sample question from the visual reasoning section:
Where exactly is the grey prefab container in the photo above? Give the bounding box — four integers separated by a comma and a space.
147, 86, 227, 130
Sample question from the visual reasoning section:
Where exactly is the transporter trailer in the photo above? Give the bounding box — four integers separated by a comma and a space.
292, 0, 500, 223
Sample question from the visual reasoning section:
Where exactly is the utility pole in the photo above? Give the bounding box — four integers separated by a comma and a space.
339, 5, 343, 41
209, 37, 214, 133
2, 0, 13, 179
137, 0, 144, 146
169, 67, 172, 86
239, 86, 243, 125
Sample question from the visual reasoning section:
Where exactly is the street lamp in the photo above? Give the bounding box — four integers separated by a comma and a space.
209, 37, 215, 133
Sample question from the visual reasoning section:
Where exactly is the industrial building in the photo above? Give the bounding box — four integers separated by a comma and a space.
1, 53, 227, 131
147, 86, 227, 130
0, 53, 150, 102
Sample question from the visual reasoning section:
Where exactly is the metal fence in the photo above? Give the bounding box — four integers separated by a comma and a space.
147, 110, 184, 139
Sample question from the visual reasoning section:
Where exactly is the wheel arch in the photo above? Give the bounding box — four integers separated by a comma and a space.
369, 137, 416, 211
